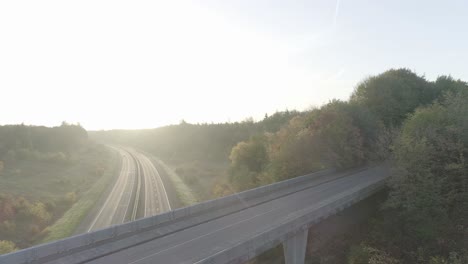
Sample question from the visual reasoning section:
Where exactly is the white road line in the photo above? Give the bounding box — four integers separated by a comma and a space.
87, 151, 128, 232
129, 207, 277, 264
136, 152, 171, 216
88, 147, 172, 232
122, 151, 138, 223
142, 154, 171, 211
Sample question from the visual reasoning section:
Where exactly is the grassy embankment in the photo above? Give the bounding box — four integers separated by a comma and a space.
40, 147, 119, 243
172, 160, 231, 201
0, 143, 119, 249
151, 158, 199, 206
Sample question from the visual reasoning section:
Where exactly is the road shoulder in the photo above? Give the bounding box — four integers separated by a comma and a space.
70, 147, 122, 235
145, 155, 197, 208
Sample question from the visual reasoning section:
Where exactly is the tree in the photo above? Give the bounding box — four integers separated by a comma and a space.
309, 100, 366, 169
265, 115, 321, 182
229, 135, 268, 173
229, 135, 268, 191
260, 110, 300, 132
433, 76, 468, 98
351, 68, 435, 127
385, 90, 468, 257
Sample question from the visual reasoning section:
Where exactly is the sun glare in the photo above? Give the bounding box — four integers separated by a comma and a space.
0, 1, 355, 130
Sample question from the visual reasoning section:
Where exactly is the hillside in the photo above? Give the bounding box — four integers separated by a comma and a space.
0, 123, 117, 253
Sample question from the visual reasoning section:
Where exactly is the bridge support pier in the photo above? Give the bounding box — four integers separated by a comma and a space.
283, 229, 308, 264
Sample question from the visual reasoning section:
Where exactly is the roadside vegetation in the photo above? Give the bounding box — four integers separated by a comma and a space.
91, 68, 467, 263
151, 157, 199, 206
237, 69, 468, 263
90, 111, 299, 200
0, 123, 116, 253
41, 149, 119, 243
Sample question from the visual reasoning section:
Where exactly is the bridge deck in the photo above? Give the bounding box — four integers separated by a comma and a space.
1, 166, 390, 264
88, 166, 389, 264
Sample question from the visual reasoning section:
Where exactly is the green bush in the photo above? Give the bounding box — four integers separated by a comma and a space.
0, 240, 17, 255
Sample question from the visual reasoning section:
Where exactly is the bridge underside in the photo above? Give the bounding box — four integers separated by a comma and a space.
283, 230, 309, 264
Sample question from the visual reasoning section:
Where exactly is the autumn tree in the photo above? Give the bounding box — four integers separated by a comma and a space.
308, 100, 366, 169
228, 135, 268, 191
265, 115, 322, 183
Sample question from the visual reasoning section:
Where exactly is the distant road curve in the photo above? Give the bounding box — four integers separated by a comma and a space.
85, 146, 171, 232
136, 151, 172, 216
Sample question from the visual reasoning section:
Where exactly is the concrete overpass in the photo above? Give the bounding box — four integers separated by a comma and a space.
1, 166, 390, 264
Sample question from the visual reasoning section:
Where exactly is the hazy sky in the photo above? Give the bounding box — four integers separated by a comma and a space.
1, 1, 467, 130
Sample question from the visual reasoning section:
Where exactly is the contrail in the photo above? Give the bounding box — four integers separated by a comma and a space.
333, 0, 341, 28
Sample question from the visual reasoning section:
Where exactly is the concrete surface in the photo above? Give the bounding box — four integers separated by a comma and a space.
0, 166, 390, 264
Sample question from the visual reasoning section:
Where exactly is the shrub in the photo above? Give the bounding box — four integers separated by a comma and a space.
0, 240, 17, 255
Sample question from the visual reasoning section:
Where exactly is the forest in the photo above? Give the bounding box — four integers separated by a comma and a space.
92, 68, 467, 263
0, 123, 116, 253
231, 69, 468, 263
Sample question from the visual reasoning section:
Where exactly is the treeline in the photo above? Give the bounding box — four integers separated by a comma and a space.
228, 69, 467, 263
89, 68, 467, 262
90, 111, 300, 163
0, 123, 99, 254
0, 122, 88, 162
90, 111, 302, 201
228, 69, 461, 191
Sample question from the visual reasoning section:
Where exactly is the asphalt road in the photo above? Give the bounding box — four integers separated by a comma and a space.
89, 166, 390, 264
86, 147, 171, 232
137, 152, 172, 217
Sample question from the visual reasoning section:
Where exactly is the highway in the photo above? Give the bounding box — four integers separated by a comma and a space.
1, 165, 390, 264
86, 166, 389, 264
137, 152, 171, 217
86, 147, 171, 232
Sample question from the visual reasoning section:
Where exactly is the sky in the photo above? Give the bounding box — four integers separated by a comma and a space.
1, 0, 467, 130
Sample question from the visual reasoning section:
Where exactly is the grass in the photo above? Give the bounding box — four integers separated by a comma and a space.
171, 160, 231, 201
40, 147, 120, 243
152, 158, 199, 206
0, 145, 110, 201
0, 143, 120, 248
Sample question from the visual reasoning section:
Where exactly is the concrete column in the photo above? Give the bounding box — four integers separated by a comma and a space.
283, 229, 308, 264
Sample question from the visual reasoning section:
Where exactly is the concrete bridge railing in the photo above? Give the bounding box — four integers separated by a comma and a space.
1, 166, 387, 264
203, 177, 386, 264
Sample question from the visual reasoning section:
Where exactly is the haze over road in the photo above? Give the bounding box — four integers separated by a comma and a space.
86, 147, 171, 232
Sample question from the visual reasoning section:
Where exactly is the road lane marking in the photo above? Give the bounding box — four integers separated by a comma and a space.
88, 150, 128, 231
129, 207, 277, 264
